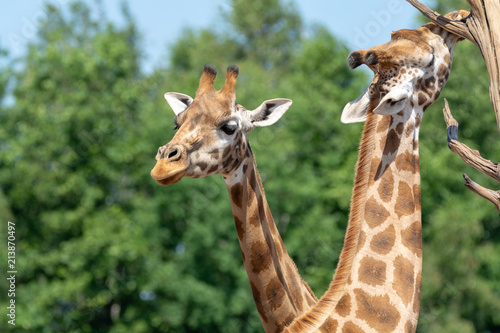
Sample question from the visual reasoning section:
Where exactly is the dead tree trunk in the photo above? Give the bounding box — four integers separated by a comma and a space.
407, 0, 500, 212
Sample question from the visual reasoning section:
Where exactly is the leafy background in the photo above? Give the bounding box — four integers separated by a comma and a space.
0, 0, 499, 332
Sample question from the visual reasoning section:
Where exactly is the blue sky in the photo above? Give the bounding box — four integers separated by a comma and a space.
1, 0, 435, 73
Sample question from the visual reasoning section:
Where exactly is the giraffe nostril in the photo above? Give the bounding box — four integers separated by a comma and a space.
347, 51, 363, 69
365, 51, 378, 66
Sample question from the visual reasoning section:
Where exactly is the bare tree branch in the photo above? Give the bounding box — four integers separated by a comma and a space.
405, 0, 474, 42
443, 99, 500, 182
464, 174, 500, 212
443, 99, 500, 210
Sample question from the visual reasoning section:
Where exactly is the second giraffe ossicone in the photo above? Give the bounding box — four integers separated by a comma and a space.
284, 10, 470, 333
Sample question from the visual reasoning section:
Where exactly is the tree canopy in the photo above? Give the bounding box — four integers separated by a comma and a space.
0, 0, 499, 332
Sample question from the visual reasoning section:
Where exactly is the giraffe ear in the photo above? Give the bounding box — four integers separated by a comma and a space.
248, 98, 292, 127
164, 92, 194, 116
372, 84, 412, 116
341, 90, 370, 124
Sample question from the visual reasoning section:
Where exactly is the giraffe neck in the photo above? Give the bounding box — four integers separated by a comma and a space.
224, 150, 317, 333
285, 106, 423, 333
337, 108, 423, 332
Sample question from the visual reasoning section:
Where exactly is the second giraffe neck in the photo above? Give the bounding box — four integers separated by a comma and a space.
224, 152, 317, 333
334, 109, 423, 331
285, 108, 423, 332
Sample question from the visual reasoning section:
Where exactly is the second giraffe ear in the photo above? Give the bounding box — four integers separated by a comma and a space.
372, 83, 412, 116
248, 98, 292, 128
164, 92, 194, 115
341, 90, 370, 124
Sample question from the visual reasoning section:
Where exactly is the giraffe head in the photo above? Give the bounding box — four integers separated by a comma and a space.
151, 65, 292, 185
342, 10, 469, 123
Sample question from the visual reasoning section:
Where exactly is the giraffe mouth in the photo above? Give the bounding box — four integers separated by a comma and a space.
154, 170, 186, 186
151, 160, 187, 186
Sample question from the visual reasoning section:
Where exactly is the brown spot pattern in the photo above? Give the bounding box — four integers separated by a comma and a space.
249, 207, 260, 228
230, 158, 240, 171
335, 294, 352, 317
396, 122, 404, 136
417, 92, 427, 106
342, 321, 363, 333
423, 76, 436, 91
395, 182, 415, 218
249, 168, 257, 192
405, 119, 415, 139
365, 196, 391, 228
354, 288, 401, 333
413, 272, 422, 314
377, 168, 394, 203
443, 53, 450, 64
250, 241, 271, 274
222, 155, 233, 169
222, 146, 231, 159
413, 184, 421, 211
357, 230, 366, 254
233, 215, 245, 241
358, 256, 387, 286
250, 281, 268, 324
395, 150, 416, 173
208, 148, 219, 159
383, 129, 401, 155
405, 320, 416, 333
198, 162, 208, 172
393, 255, 415, 306
437, 63, 448, 77
369, 156, 382, 185
415, 112, 422, 126
401, 221, 422, 258
207, 164, 218, 174
377, 115, 392, 133
319, 318, 339, 333
231, 183, 243, 209
370, 224, 396, 255
265, 277, 286, 312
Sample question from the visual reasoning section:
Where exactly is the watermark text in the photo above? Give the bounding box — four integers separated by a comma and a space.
6, 221, 16, 326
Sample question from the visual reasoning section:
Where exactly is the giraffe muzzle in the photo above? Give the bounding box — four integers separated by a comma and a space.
151, 144, 188, 185
348, 50, 379, 69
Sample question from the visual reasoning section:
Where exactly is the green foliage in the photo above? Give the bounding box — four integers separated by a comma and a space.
222, 0, 302, 69
0, 0, 499, 332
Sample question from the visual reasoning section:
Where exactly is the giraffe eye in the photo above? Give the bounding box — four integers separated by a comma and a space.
221, 121, 238, 135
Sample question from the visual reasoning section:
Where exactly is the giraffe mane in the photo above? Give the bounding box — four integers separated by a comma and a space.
284, 111, 379, 332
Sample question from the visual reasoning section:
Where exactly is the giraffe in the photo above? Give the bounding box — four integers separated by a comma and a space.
150, 65, 317, 332
283, 10, 470, 333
